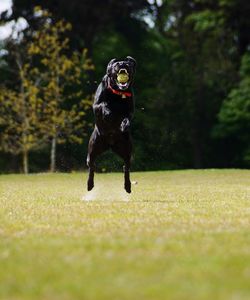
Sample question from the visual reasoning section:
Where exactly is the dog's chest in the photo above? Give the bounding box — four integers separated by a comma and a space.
107, 97, 130, 116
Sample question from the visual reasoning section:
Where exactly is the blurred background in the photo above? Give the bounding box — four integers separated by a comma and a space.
0, 0, 250, 173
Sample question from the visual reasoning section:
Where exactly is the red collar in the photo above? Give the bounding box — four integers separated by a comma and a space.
108, 80, 132, 98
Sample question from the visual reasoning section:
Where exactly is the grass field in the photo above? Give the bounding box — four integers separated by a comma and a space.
0, 170, 250, 300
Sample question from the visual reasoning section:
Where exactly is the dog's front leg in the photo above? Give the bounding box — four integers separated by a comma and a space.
93, 102, 111, 119
101, 103, 111, 119
120, 117, 131, 132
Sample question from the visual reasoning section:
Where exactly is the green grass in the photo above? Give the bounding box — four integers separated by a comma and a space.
0, 170, 250, 300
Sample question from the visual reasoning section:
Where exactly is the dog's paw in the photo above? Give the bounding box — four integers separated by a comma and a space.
87, 179, 94, 191
124, 180, 131, 193
120, 118, 130, 132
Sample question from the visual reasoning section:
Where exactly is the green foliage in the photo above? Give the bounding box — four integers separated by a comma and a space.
27, 7, 93, 145
215, 53, 250, 165
240, 53, 250, 76
220, 55, 250, 128
0, 45, 46, 173
218, 80, 250, 134
0, 7, 93, 172
0, 86, 43, 155
186, 9, 225, 32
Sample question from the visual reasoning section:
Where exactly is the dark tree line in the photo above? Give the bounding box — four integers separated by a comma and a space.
0, 0, 250, 172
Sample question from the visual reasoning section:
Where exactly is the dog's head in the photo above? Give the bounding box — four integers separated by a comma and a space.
106, 56, 136, 90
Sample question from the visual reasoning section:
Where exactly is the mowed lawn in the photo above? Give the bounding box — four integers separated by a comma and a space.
0, 170, 250, 300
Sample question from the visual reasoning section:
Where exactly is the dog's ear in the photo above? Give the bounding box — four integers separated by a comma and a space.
106, 58, 117, 75
126, 56, 136, 67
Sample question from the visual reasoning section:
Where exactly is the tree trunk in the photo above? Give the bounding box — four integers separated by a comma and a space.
192, 68, 205, 169
192, 130, 203, 169
50, 136, 57, 172
23, 150, 29, 174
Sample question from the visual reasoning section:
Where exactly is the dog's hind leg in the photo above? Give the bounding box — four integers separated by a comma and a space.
87, 128, 108, 191
112, 133, 132, 193
123, 159, 131, 194
87, 154, 95, 191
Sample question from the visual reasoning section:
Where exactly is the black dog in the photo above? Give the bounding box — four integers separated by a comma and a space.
87, 56, 136, 193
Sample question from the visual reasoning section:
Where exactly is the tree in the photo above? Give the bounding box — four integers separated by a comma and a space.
0, 7, 93, 173
139, 0, 238, 168
4, 0, 150, 53
214, 53, 250, 166
0, 62, 44, 174
27, 7, 94, 172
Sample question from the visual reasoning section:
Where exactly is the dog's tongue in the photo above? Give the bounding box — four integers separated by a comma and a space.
117, 73, 129, 84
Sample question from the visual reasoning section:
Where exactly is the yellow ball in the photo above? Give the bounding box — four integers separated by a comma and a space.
117, 73, 129, 83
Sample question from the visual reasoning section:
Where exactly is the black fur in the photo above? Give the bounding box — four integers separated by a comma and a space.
87, 56, 136, 193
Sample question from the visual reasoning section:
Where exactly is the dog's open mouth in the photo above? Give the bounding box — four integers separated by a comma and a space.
116, 69, 130, 90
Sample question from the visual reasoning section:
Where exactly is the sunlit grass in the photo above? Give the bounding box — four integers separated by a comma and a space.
0, 170, 250, 300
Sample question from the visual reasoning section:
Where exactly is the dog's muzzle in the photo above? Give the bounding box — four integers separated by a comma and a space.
116, 69, 130, 90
